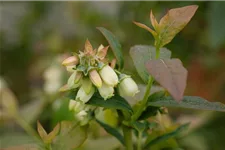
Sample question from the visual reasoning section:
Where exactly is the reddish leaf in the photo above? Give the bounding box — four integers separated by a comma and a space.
146, 59, 187, 101
158, 5, 198, 47
84, 39, 93, 54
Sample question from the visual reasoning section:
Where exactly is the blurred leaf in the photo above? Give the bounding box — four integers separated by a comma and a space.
85, 137, 121, 150
97, 27, 124, 69
53, 121, 88, 149
158, 5, 198, 47
87, 93, 133, 113
145, 123, 190, 149
45, 123, 60, 144
96, 119, 125, 145
130, 45, 171, 83
1, 87, 18, 115
131, 121, 148, 133
20, 99, 45, 124
208, 2, 225, 49
133, 21, 157, 37
139, 106, 159, 120
146, 59, 187, 101
37, 121, 48, 142
148, 96, 225, 112
0, 132, 39, 149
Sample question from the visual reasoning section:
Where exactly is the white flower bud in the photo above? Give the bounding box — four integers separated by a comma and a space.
99, 65, 118, 86
69, 100, 77, 111
62, 56, 79, 66
67, 71, 82, 89
119, 77, 139, 97
69, 100, 85, 112
76, 86, 95, 103
76, 110, 87, 121
89, 70, 102, 88
66, 65, 76, 73
98, 82, 114, 100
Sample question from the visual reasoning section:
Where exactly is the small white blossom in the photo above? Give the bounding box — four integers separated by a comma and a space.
99, 65, 118, 86
119, 77, 139, 97
98, 82, 114, 100
76, 86, 95, 103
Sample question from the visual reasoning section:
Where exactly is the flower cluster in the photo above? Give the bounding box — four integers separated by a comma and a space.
60, 40, 139, 124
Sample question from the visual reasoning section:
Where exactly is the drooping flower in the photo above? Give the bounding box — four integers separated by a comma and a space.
76, 86, 95, 103
119, 76, 139, 97
89, 69, 102, 88
62, 55, 79, 66
67, 71, 82, 88
99, 65, 118, 86
98, 82, 114, 100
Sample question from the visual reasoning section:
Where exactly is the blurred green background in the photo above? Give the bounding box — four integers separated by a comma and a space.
0, 1, 225, 150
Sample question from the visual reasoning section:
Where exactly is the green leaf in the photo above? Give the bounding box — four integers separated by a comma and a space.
158, 5, 198, 47
130, 45, 171, 83
144, 123, 190, 149
87, 93, 133, 113
96, 119, 125, 145
148, 96, 225, 112
52, 121, 88, 149
146, 59, 187, 101
139, 91, 166, 120
97, 27, 124, 69
138, 106, 159, 120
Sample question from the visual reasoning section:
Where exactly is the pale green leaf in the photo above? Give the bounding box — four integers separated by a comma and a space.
148, 96, 225, 112
130, 45, 171, 83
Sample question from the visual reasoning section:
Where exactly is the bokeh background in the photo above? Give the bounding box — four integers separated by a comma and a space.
0, 1, 225, 150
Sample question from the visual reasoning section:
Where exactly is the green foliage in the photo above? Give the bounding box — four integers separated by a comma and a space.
97, 27, 124, 69
148, 96, 225, 112
87, 93, 133, 113
130, 45, 171, 83
144, 123, 190, 149
96, 119, 125, 145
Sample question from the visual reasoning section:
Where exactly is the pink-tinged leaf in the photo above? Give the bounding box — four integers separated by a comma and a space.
145, 59, 187, 101
45, 123, 60, 143
97, 45, 109, 60
150, 10, 159, 32
158, 5, 198, 47
37, 121, 47, 140
133, 21, 157, 38
110, 58, 117, 69
84, 39, 93, 54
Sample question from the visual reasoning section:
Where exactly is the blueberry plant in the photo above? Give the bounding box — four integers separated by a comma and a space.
36, 5, 225, 150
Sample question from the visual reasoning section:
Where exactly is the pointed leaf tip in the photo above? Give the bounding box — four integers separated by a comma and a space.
158, 5, 198, 47
37, 121, 47, 140
85, 39, 93, 54
150, 10, 159, 31
133, 21, 157, 37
